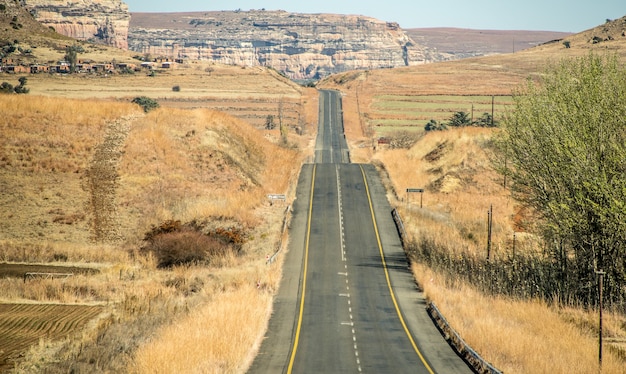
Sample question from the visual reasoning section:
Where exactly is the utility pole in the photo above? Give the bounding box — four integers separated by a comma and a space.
487, 204, 493, 260
596, 269, 606, 369
491, 95, 495, 127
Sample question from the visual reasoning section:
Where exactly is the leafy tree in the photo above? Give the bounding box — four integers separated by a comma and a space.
132, 96, 159, 112
0, 82, 13, 93
424, 119, 447, 131
475, 112, 497, 127
447, 111, 471, 127
13, 76, 29, 94
265, 114, 275, 130
494, 53, 626, 307
0, 78, 29, 94
64, 45, 83, 73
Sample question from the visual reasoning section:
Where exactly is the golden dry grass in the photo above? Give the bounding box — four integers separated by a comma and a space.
130, 283, 273, 374
1, 62, 316, 371
414, 263, 625, 374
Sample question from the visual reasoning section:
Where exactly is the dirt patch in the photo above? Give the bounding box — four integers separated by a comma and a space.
0, 263, 99, 279
423, 140, 451, 162
84, 116, 136, 243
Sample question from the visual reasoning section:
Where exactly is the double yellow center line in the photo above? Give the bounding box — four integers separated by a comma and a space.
287, 164, 434, 374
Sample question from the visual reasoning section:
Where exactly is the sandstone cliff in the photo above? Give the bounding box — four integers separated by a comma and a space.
24, 0, 129, 49
129, 10, 443, 80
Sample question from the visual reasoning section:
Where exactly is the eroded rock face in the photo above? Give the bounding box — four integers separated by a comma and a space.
24, 0, 130, 49
129, 10, 442, 80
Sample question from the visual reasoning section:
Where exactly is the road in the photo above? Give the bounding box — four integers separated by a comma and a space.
248, 90, 471, 373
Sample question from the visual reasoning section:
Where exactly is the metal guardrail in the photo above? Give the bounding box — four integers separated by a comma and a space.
428, 302, 503, 374
391, 208, 503, 374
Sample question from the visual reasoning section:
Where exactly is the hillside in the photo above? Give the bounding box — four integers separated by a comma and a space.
407, 28, 572, 59
0, 0, 137, 65
0, 3, 320, 372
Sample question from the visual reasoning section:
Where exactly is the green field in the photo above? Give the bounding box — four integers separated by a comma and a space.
369, 95, 514, 135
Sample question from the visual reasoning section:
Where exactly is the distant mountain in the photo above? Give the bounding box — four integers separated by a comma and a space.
406, 28, 573, 60
128, 10, 445, 81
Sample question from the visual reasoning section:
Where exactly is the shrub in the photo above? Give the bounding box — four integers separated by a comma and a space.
131, 96, 159, 112
141, 220, 246, 268
0, 82, 13, 93
146, 230, 226, 268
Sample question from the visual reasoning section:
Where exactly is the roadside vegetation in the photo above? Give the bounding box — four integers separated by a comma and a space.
0, 69, 315, 371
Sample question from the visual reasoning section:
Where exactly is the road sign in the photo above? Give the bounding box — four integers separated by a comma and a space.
406, 188, 424, 193
267, 194, 286, 201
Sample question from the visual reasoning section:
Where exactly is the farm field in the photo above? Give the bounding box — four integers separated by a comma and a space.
369, 94, 513, 135
23, 64, 307, 131
0, 303, 103, 371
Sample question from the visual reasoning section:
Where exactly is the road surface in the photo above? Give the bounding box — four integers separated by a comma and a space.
248, 90, 471, 373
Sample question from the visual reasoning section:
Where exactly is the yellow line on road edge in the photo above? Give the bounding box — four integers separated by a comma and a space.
359, 165, 435, 374
287, 164, 316, 373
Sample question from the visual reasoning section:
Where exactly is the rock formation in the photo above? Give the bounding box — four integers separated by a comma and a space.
24, 0, 130, 49
129, 10, 443, 80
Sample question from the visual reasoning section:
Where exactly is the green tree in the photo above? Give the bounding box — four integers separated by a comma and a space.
132, 96, 159, 113
494, 53, 626, 307
13, 76, 29, 94
64, 45, 84, 73
447, 111, 471, 127
265, 114, 275, 130
475, 112, 497, 127
424, 119, 447, 131
0, 82, 13, 93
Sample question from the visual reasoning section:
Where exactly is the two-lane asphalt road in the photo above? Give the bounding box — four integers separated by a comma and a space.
248, 90, 471, 373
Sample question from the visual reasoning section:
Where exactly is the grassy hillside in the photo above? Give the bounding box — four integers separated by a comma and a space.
0, 4, 319, 371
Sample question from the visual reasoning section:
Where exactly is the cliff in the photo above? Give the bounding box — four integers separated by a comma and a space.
24, 0, 130, 49
129, 10, 443, 80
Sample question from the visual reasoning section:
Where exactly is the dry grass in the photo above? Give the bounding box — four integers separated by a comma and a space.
130, 283, 274, 374
118, 107, 302, 237
368, 121, 626, 373
1, 59, 315, 371
414, 263, 625, 374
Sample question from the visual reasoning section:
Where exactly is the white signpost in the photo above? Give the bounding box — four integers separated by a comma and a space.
267, 194, 286, 204
406, 188, 424, 208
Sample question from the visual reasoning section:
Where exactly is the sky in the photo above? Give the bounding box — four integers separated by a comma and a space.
124, 0, 625, 33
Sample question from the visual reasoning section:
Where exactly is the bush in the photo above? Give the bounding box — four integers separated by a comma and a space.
141, 220, 246, 268
0, 82, 13, 93
131, 96, 159, 112
146, 230, 228, 268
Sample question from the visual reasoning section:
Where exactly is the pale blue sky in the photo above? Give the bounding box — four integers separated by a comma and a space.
124, 0, 624, 32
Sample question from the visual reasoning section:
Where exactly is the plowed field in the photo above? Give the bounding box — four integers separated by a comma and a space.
0, 303, 103, 370
0, 263, 99, 279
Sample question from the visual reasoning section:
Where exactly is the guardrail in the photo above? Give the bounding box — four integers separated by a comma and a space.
391, 208, 503, 374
